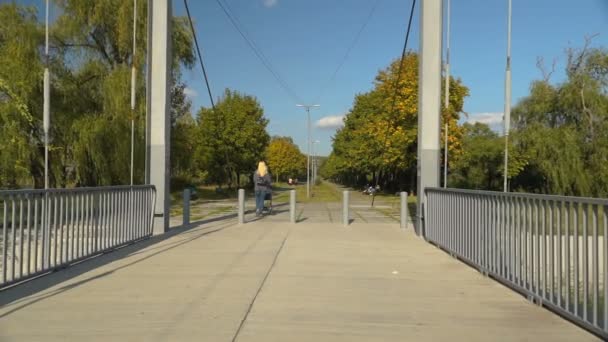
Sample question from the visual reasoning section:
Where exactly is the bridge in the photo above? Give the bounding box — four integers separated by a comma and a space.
0, 185, 605, 340
0, 0, 606, 340
0, 206, 598, 341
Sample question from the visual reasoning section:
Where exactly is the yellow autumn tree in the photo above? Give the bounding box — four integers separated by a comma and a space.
265, 136, 307, 182
322, 51, 469, 191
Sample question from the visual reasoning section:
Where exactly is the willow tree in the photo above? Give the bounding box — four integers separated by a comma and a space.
0, 1, 195, 188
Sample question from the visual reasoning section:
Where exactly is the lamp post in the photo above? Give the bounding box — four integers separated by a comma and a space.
503, 0, 512, 192
296, 104, 320, 198
312, 140, 320, 187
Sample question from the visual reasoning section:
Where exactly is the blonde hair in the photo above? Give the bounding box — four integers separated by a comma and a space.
257, 161, 268, 177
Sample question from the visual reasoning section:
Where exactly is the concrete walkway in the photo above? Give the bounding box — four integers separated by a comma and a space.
0, 220, 599, 341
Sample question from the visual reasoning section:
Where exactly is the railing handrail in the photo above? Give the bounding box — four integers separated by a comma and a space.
426, 187, 608, 206
0, 185, 156, 197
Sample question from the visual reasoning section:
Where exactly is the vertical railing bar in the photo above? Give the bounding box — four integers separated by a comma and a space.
117, 191, 123, 244
474, 196, 485, 269
498, 195, 502, 279
517, 196, 522, 286
58, 194, 64, 265
112, 190, 118, 248
603, 204, 607, 330
74, 194, 79, 259
499, 196, 504, 278
524, 196, 529, 290
100, 192, 106, 250
69, 195, 75, 262
31, 196, 37, 274
574, 202, 580, 317
542, 199, 547, 301
593, 204, 599, 326
18, 196, 24, 280
52, 194, 58, 268
480, 195, 485, 271
535, 198, 540, 297
139, 189, 144, 239
86, 193, 91, 256
25, 196, 32, 277
489, 196, 494, 273
121, 190, 127, 244
83, 192, 88, 256
584, 203, 589, 322
549, 200, 555, 304
504, 196, 508, 280
92, 192, 98, 253
565, 201, 571, 312
557, 200, 562, 308
135, 189, 140, 240
1, 197, 6, 284
11, 196, 16, 282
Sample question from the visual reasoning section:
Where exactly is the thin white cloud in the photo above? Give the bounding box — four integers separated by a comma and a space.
183, 87, 198, 98
262, 0, 278, 8
316, 115, 345, 130
467, 112, 503, 126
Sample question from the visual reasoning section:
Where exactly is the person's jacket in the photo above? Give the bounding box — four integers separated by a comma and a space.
253, 171, 272, 192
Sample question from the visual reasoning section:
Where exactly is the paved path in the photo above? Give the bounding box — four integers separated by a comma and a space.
0, 220, 599, 341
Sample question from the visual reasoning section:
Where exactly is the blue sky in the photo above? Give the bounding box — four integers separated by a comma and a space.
173, 0, 607, 156
28, 0, 608, 156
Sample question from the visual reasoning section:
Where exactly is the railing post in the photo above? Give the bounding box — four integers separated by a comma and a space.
400, 192, 408, 230
182, 188, 190, 226
290, 190, 296, 223
238, 189, 245, 225
343, 190, 349, 226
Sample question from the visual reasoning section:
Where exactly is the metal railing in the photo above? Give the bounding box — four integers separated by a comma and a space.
425, 188, 608, 338
0, 185, 156, 289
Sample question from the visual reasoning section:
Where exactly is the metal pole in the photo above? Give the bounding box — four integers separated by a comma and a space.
307, 108, 310, 199
443, 0, 450, 189
238, 189, 245, 224
43, 0, 50, 190
43, 0, 51, 269
503, 0, 512, 192
130, 0, 137, 186
342, 190, 349, 226
296, 104, 319, 198
182, 188, 190, 226
290, 189, 296, 223
400, 192, 408, 229
145, 0, 152, 184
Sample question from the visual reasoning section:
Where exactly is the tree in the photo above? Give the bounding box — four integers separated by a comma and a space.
323, 52, 469, 192
195, 89, 270, 188
0, 5, 43, 188
265, 136, 306, 182
510, 40, 608, 196
0, 1, 195, 188
449, 123, 504, 190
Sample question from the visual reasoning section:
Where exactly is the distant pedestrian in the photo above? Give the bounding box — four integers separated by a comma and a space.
253, 161, 272, 216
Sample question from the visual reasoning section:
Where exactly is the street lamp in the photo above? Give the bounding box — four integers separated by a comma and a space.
312, 140, 320, 187
296, 104, 320, 198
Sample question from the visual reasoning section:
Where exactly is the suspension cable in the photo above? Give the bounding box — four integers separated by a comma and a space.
184, 0, 216, 110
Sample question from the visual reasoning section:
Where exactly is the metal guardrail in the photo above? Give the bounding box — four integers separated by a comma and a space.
425, 187, 608, 339
0, 185, 156, 289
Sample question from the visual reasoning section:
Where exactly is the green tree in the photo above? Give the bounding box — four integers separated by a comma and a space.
449, 123, 503, 190
511, 40, 608, 196
265, 136, 306, 182
195, 89, 270, 188
0, 1, 195, 188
